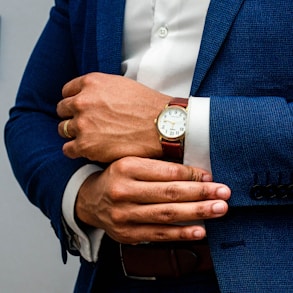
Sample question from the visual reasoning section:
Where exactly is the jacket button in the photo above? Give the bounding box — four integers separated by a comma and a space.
264, 184, 277, 199
250, 185, 266, 199
276, 185, 288, 199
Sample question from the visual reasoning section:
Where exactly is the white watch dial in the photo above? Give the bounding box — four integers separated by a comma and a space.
157, 106, 187, 140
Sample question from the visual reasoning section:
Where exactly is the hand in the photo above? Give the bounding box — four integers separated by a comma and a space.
57, 72, 172, 162
76, 157, 231, 244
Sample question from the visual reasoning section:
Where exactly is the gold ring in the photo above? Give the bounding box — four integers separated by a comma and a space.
63, 119, 73, 139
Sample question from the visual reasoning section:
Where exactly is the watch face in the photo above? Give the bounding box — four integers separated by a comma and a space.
156, 105, 187, 140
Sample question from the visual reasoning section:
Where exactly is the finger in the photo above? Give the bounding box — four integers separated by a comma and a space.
118, 179, 230, 204
57, 75, 86, 118
62, 141, 80, 158
116, 157, 212, 183
114, 223, 207, 244
119, 200, 229, 224
56, 97, 75, 118
62, 76, 83, 98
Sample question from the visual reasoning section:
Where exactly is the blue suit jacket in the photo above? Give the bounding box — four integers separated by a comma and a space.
5, 0, 293, 292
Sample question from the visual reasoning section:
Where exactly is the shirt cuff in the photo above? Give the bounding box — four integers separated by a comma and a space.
184, 97, 211, 173
62, 164, 105, 262
182, 97, 210, 228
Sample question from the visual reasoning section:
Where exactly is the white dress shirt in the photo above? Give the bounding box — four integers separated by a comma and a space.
62, 0, 211, 262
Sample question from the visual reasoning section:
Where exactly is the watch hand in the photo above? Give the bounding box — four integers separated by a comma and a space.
163, 120, 176, 126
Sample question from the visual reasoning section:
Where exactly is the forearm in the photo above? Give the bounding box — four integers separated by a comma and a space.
62, 165, 105, 262
4, 111, 89, 243
4, 0, 88, 247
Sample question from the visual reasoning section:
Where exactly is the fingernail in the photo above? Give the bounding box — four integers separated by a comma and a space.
212, 202, 226, 214
202, 174, 213, 182
193, 230, 204, 238
216, 187, 230, 199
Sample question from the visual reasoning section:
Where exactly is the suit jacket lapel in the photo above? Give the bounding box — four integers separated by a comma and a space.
190, 0, 245, 95
96, 0, 126, 74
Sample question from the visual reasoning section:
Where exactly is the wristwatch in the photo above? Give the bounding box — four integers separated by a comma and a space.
155, 98, 188, 162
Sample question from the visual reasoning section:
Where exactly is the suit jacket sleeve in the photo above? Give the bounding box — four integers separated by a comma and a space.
4, 0, 89, 260
210, 95, 293, 207
191, 0, 293, 208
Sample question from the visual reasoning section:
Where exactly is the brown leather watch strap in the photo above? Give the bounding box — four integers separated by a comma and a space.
169, 97, 188, 108
161, 140, 184, 163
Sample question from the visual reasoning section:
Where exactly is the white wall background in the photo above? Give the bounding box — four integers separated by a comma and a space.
0, 1, 80, 292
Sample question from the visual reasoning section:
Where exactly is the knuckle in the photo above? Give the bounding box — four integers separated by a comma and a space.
194, 204, 208, 218
81, 73, 97, 86
165, 184, 181, 201
74, 117, 85, 131
178, 229, 190, 240
71, 96, 85, 111
153, 231, 169, 241
68, 138, 90, 159
153, 206, 177, 223
76, 139, 88, 154
189, 166, 202, 181
166, 164, 183, 179
109, 207, 127, 224
198, 185, 209, 200
108, 181, 127, 202
113, 157, 132, 174
62, 144, 74, 158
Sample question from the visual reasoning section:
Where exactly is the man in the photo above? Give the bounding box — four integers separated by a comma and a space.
5, 0, 293, 292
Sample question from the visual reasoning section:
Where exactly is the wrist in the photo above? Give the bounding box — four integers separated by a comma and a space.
75, 171, 103, 228
155, 97, 188, 162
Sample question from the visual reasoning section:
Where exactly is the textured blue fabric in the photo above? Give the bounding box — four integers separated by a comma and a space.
4, 0, 293, 292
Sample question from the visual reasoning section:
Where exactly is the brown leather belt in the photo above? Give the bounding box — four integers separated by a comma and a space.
120, 239, 214, 280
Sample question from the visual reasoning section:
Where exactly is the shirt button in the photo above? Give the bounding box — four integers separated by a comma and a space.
158, 26, 168, 38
